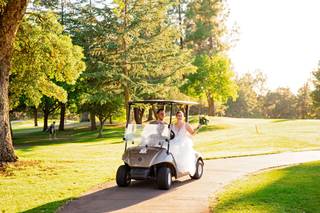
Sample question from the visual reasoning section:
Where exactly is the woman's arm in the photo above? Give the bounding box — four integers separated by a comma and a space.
186, 123, 201, 135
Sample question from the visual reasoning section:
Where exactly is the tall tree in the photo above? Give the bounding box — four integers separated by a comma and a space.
0, 0, 28, 162
181, 54, 237, 115
183, 0, 236, 115
263, 88, 296, 119
311, 64, 320, 117
91, 1, 193, 114
185, 0, 229, 54
226, 73, 258, 118
226, 71, 267, 118
297, 82, 313, 119
10, 12, 85, 130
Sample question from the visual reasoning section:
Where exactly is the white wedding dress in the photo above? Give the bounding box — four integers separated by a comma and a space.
170, 124, 196, 176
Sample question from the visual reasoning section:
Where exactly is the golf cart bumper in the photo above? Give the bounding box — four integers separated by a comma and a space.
130, 167, 151, 180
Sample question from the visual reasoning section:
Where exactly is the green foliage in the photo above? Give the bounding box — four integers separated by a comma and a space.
182, 0, 236, 115
185, 0, 230, 54
226, 72, 266, 118
311, 65, 320, 117
10, 12, 85, 108
181, 54, 237, 102
90, 0, 194, 101
262, 88, 296, 119
66, 4, 125, 130
296, 82, 313, 119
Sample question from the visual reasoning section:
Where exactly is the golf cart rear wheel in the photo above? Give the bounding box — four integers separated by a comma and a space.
116, 165, 131, 187
190, 159, 204, 179
157, 167, 172, 190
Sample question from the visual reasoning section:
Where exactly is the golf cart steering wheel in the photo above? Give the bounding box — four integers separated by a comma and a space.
170, 130, 175, 140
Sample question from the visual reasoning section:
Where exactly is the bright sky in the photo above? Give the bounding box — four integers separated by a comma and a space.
227, 0, 320, 93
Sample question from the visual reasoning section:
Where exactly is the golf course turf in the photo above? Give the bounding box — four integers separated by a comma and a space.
1, 117, 319, 212
212, 161, 320, 213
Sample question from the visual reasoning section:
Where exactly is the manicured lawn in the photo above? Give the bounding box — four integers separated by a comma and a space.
211, 161, 320, 213
194, 117, 320, 158
1, 124, 124, 213
1, 117, 319, 212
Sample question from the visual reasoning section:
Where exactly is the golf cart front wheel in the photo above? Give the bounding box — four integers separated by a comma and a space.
116, 165, 131, 187
190, 159, 204, 179
157, 167, 172, 190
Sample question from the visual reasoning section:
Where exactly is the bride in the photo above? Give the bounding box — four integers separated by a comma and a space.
170, 110, 200, 176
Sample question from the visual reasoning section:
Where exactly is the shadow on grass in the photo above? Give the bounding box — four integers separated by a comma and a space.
213, 162, 320, 212
13, 125, 125, 151
21, 198, 72, 213
272, 119, 294, 123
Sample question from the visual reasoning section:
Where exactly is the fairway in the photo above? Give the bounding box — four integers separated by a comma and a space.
1, 117, 319, 212
194, 117, 320, 158
212, 161, 320, 212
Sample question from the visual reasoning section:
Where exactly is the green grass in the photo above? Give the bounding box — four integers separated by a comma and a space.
194, 117, 320, 159
211, 161, 320, 213
1, 124, 124, 213
1, 117, 320, 212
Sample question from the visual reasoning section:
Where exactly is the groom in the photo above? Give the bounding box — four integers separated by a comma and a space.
150, 109, 167, 124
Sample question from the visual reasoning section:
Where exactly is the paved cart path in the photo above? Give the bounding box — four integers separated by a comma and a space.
59, 151, 320, 213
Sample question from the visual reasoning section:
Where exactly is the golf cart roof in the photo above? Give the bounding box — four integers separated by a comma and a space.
129, 99, 198, 105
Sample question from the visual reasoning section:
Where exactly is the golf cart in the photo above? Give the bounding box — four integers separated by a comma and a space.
116, 100, 205, 190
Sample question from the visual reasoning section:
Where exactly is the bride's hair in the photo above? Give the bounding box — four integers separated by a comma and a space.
176, 110, 184, 116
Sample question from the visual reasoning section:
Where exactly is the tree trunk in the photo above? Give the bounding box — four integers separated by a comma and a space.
80, 112, 89, 122
59, 102, 66, 131
207, 92, 215, 116
90, 112, 97, 131
133, 108, 145, 124
147, 108, 153, 121
0, 0, 28, 162
33, 107, 38, 127
97, 118, 105, 138
42, 101, 50, 132
109, 116, 112, 124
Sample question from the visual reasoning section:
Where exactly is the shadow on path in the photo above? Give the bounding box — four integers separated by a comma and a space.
58, 178, 195, 213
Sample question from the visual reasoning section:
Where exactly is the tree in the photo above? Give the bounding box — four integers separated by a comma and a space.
40, 96, 60, 131
296, 82, 313, 119
226, 71, 267, 118
0, 0, 28, 163
181, 54, 237, 115
81, 89, 124, 137
311, 65, 320, 117
263, 88, 296, 119
185, 0, 230, 55
226, 73, 258, 118
91, 1, 194, 114
182, 0, 237, 115
10, 12, 85, 131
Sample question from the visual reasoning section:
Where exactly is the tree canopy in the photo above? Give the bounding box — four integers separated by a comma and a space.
181, 54, 237, 115
10, 12, 85, 108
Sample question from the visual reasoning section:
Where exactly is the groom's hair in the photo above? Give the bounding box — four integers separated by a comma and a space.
157, 108, 164, 114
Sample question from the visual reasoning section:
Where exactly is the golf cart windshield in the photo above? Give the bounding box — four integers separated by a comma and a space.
125, 123, 170, 147
124, 100, 198, 147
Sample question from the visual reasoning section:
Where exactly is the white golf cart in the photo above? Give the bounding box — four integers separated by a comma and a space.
116, 100, 205, 190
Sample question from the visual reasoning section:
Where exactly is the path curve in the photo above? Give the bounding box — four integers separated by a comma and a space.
59, 151, 320, 213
